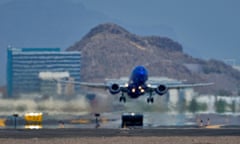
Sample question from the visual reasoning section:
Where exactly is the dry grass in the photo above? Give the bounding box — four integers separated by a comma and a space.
1, 136, 240, 144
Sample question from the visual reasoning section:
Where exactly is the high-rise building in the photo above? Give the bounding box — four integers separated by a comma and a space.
7, 47, 81, 97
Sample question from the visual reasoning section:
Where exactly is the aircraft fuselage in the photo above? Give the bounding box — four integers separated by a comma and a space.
127, 66, 148, 98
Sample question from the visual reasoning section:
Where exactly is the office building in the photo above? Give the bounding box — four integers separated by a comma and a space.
7, 47, 81, 97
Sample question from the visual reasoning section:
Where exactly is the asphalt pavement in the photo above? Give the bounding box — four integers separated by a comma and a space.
0, 128, 239, 138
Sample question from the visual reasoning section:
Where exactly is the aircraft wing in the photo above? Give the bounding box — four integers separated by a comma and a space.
148, 82, 214, 89
56, 79, 213, 89
55, 79, 130, 89
147, 82, 214, 95
144, 82, 214, 98
75, 82, 108, 89
166, 82, 214, 89
55, 79, 108, 89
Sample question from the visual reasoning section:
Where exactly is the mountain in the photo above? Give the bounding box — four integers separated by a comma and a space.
68, 23, 240, 95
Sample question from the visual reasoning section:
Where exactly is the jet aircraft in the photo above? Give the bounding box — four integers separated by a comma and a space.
59, 66, 213, 103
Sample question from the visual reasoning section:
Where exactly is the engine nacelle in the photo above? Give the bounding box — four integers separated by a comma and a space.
155, 84, 168, 96
109, 83, 121, 94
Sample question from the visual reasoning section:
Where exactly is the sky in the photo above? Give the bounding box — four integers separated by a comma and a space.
79, 0, 240, 61
0, 0, 240, 85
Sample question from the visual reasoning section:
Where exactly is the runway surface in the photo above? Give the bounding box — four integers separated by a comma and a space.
0, 128, 240, 138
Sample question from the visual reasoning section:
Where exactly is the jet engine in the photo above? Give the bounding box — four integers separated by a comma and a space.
155, 84, 168, 96
109, 83, 121, 94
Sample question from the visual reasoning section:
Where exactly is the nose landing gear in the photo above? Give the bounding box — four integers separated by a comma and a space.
119, 96, 126, 103
119, 92, 126, 103
147, 91, 154, 103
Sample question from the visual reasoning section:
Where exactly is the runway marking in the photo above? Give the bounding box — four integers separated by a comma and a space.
205, 125, 223, 129
70, 118, 111, 124
70, 119, 90, 124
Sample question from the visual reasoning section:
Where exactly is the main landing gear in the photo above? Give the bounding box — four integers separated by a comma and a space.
147, 97, 154, 103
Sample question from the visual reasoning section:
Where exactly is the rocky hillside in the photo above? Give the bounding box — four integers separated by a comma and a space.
67, 23, 240, 95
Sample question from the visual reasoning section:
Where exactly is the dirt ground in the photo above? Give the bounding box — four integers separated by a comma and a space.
1, 136, 240, 144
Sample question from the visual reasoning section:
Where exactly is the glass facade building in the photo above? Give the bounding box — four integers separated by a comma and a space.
7, 48, 81, 97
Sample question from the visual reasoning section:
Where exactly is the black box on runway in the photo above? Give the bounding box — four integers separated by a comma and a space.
121, 113, 143, 128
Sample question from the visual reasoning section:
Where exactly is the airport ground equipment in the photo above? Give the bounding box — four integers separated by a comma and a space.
121, 113, 143, 128
24, 112, 43, 129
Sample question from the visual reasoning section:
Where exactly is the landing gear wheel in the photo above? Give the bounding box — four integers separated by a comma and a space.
150, 97, 154, 103
147, 98, 150, 103
119, 96, 126, 103
147, 97, 154, 104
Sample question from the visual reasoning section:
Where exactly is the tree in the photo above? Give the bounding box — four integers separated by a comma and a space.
188, 98, 198, 113
230, 100, 236, 113
188, 98, 207, 113
215, 99, 227, 113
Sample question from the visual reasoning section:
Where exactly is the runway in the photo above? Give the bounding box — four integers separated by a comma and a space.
0, 128, 240, 138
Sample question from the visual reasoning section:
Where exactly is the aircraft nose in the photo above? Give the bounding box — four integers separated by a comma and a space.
139, 69, 146, 76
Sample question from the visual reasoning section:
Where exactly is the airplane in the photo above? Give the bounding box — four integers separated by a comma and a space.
58, 65, 213, 103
